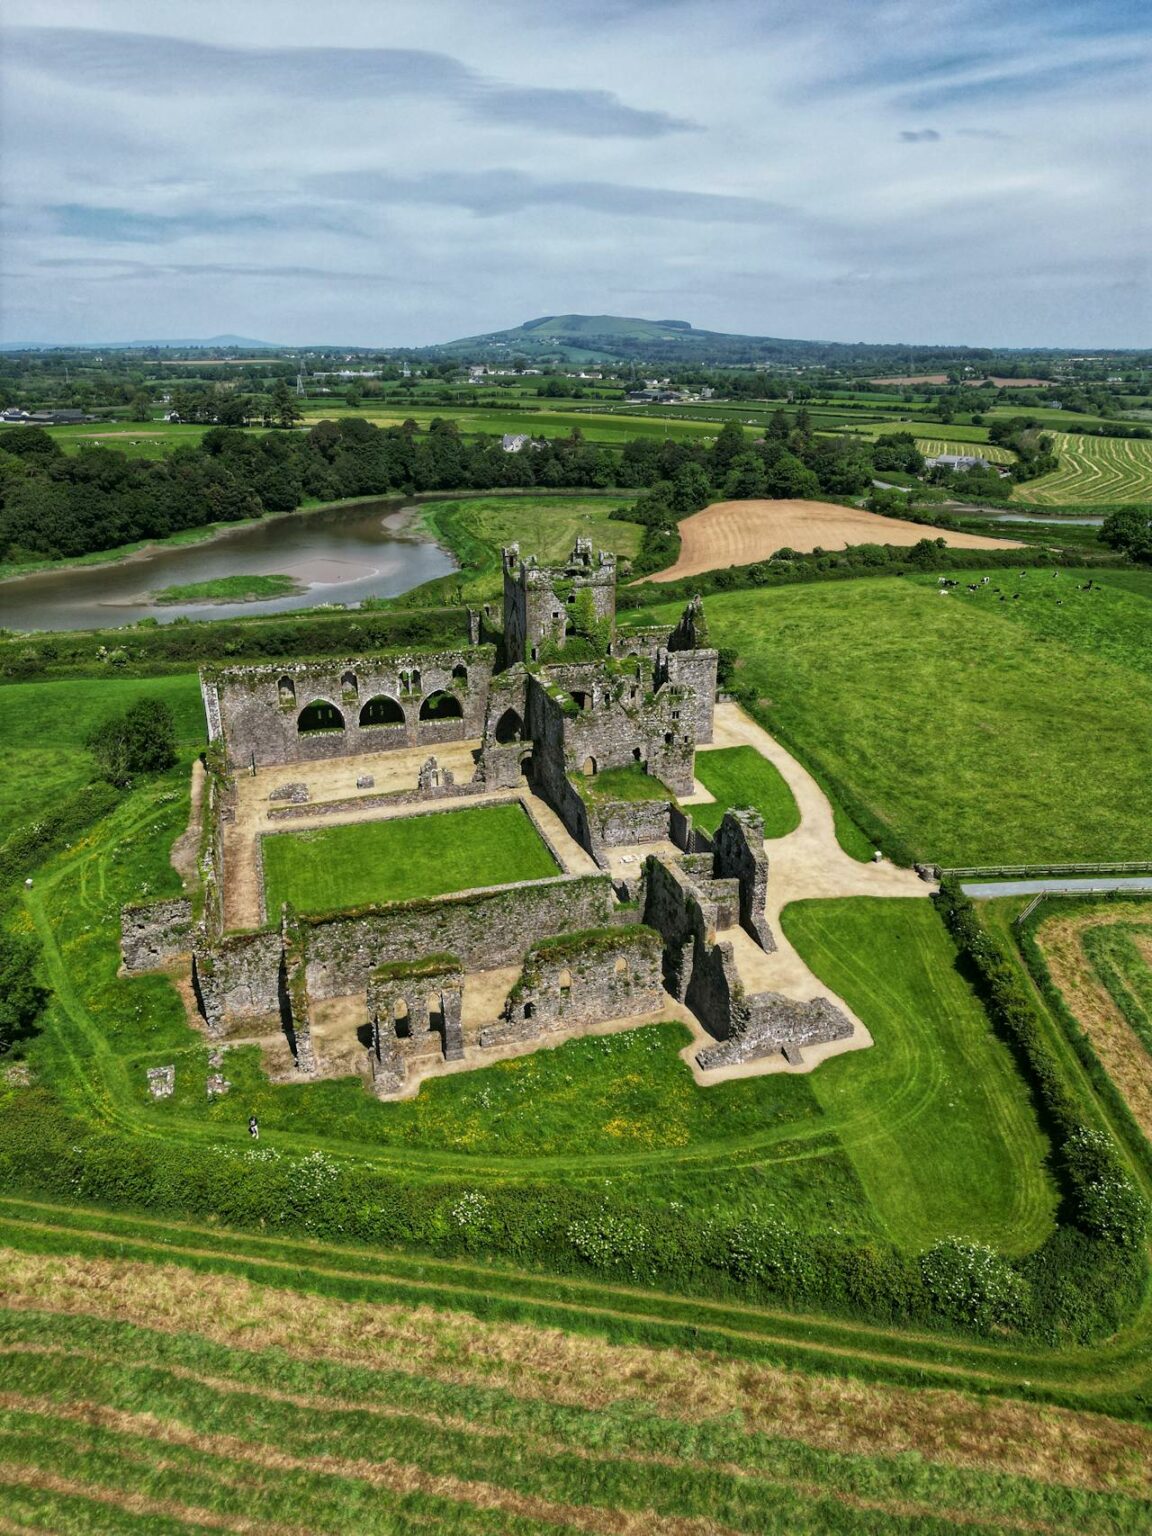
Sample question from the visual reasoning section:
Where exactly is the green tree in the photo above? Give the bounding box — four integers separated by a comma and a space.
0, 929, 47, 1055
85, 698, 178, 788
128, 390, 152, 422
1101, 507, 1152, 562
271, 382, 303, 430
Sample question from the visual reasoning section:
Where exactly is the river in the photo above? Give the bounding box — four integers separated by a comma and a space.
0, 498, 457, 632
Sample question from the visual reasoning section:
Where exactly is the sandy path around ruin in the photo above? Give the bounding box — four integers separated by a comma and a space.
608, 702, 934, 1082
648, 498, 1023, 582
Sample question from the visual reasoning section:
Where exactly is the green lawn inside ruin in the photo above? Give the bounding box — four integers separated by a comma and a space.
690, 745, 801, 837
261, 801, 559, 918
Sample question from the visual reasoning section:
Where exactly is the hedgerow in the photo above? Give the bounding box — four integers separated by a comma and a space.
933, 881, 1149, 1339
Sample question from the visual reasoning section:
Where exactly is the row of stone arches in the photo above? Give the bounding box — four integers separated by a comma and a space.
296, 692, 464, 734
280, 666, 469, 709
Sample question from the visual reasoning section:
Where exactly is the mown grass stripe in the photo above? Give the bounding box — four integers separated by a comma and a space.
0, 1340, 1144, 1536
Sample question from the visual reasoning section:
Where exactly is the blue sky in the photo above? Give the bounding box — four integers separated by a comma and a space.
2, 0, 1149, 347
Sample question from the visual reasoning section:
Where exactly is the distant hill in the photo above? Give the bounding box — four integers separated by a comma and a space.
0, 335, 283, 352
429, 313, 992, 366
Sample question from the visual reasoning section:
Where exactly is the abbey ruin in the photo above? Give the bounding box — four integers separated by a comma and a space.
123, 541, 852, 1096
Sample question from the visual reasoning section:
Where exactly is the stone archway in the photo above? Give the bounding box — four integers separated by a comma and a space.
297, 700, 345, 734
359, 695, 405, 727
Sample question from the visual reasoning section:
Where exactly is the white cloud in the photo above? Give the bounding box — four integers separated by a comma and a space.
1, 0, 1148, 346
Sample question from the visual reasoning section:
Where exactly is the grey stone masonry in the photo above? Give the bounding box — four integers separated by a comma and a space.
480, 927, 664, 1049
121, 900, 194, 972
303, 875, 616, 1000
696, 995, 852, 1071
206, 648, 495, 770
281, 911, 316, 1075
712, 809, 775, 951
502, 539, 616, 664
368, 955, 465, 1091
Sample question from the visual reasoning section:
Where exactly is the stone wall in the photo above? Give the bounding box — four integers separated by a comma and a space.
120, 899, 194, 972
586, 798, 676, 851
479, 926, 663, 1048
192, 928, 284, 1036
303, 874, 616, 1000
697, 994, 852, 1070
207, 649, 495, 770
368, 954, 465, 1091
502, 540, 616, 664
712, 809, 775, 951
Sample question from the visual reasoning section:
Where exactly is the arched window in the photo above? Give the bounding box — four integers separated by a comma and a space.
558, 969, 573, 997
297, 700, 345, 734
419, 691, 463, 721
581, 756, 597, 776
523, 1001, 536, 1020
614, 957, 627, 976
393, 1000, 410, 1038
494, 707, 523, 744
570, 690, 589, 712
359, 695, 405, 727
451, 663, 468, 684
341, 670, 358, 696
632, 747, 642, 762
664, 732, 674, 745
277, 675, 296, 706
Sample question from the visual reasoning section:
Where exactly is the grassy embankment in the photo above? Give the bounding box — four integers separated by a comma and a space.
261, 802, 559, 919
636, 569, 1152, 867
153, 573, 303, 604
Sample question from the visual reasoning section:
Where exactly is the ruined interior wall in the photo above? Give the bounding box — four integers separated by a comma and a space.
302, 874, 616, 1000
193, 929, 284, 1036
120, 899, 194, 973
697, 994, 852, 1070
479, 926, 664, 1048
712, 809, 775, 951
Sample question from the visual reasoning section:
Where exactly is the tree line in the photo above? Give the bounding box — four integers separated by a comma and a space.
0, 412, 893, 565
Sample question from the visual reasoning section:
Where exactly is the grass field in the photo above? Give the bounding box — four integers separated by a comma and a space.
1, 1236, 1149, 1536
785, 898, 1055, 1251
1021, 433, 1152, 505
0, 1241, 1147, 1536
417, 494, 643, 604
1082, 920, 1152, 1061
0, 673, 204, 839
572, 762, 672, 805
639, 571, 1152, 865
691, 744, 800, 836
261, 802, 559, 917
153, 572, 302, 604
303, 404, 731, 444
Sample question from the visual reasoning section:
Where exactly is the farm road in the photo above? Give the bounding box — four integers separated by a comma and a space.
962, 877, 1152, 897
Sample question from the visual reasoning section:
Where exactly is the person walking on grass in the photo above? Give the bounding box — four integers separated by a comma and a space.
248, 1115, 259, 1141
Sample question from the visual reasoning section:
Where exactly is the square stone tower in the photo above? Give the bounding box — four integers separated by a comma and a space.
502, 538, 617, 663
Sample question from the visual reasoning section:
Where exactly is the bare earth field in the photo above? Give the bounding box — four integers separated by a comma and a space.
649, 498, 1022, 582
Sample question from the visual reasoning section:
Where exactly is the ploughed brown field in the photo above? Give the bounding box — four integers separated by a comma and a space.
648, 498, 1022, 583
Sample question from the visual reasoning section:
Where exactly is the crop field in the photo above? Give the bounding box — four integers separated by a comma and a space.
0, 673, 204, 839
1020, 433, 1152, 505
691, 744, 800, 836
301, 404, 730, 444
649, 497, 1020, 581
640, 571, 1152, 866
914, 437, 1016, 464
1031, 897, 1152, 1140
261, 802, 559, 917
